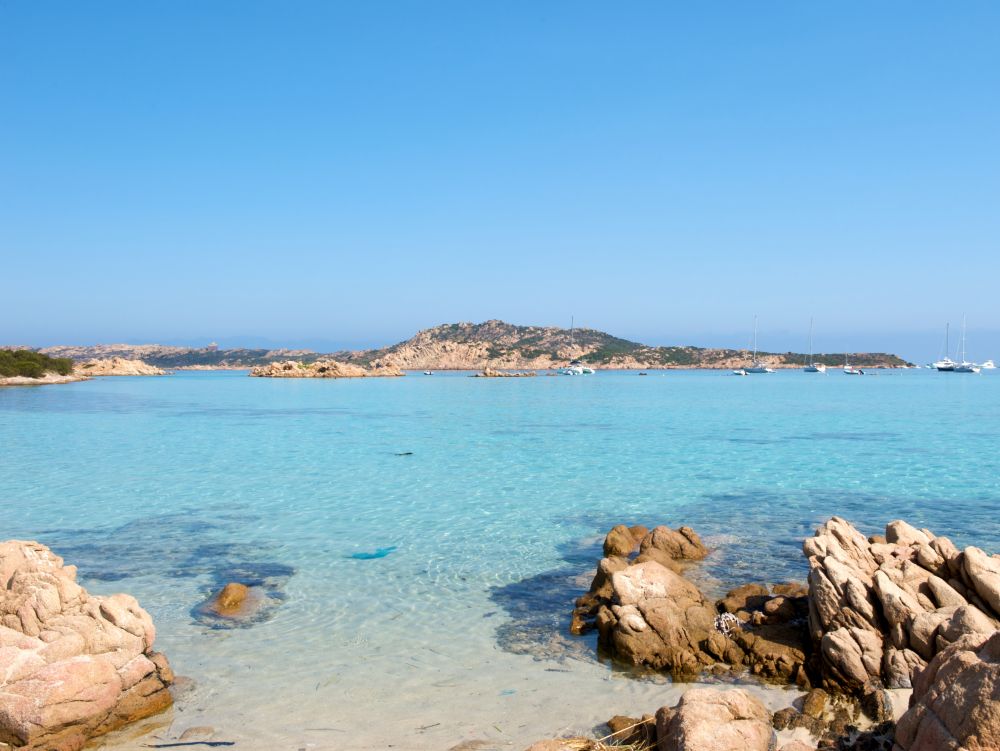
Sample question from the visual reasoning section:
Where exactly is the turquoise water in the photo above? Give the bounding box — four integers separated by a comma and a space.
2, 370, 999, 747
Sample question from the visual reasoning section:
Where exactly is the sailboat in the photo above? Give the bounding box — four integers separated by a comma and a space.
560, 316, 594, 375
933, 323, 957, 371
954, 315, 981, 373
744, 316, 775, 373
802, 318, 826, 373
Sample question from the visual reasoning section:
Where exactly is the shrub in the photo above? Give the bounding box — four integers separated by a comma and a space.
0, 350, 75, 378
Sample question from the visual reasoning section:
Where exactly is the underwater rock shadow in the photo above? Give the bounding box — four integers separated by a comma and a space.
489, 565, 600, 664
40, 511, 296, 630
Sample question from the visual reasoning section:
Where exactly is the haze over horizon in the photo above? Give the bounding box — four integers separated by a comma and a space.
3, 3, 998, 363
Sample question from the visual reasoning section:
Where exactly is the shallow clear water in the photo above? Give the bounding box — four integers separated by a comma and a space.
2, 370, 999, 748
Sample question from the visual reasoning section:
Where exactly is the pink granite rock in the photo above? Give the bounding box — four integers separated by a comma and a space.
0, 541, 172, 751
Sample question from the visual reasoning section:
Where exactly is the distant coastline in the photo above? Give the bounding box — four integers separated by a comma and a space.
7, 320, 912, 373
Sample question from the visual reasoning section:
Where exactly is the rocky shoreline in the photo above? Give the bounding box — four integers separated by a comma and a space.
525, 517, 1000, 751
0, 541, 174, 751
0, 373, 88, 387
3, 517, 995, 751
0, 357, 167, 386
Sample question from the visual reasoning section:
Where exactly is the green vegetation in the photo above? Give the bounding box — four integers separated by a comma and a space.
0, 350, 74, 378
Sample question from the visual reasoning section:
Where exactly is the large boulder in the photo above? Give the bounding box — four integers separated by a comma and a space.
0, 541, 173, 751
601, 561, 717, 677
656, 688, 775, 751
893, 630, 1000, 751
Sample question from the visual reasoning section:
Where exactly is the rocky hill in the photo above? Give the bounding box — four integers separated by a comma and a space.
345, 320, 910, 370
20, 321, 911, 370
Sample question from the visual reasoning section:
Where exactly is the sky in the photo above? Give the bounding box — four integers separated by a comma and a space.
2, 2, 998, 361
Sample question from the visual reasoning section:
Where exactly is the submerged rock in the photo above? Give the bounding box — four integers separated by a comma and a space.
203, 582, 253, 618
0, 540, 173, 751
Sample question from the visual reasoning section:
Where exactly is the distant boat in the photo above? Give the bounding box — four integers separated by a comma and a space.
843, 353, 863, 375
560, 317, 595, 374
561, 360, 595, 375
744, 316, 775, 373
934, 323, 957, 371
953, 316, 981, 373
733, 368, 748, 376
423, 371, 433, 375
981, 359, 996, 370
802, 318, 826, 373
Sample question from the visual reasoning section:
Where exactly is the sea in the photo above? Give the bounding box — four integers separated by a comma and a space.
2, 369, 999, 749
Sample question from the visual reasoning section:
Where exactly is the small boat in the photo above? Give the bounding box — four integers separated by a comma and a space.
981, 360, 996, 370
733, 368, 748, 376
843, 365, 864, 375
803, 317, 827, 373
423, 371, 433, 375
743, 316, 775, 373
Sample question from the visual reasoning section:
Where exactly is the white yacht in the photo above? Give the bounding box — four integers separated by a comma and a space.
560, 360, 594, 376
744, 316, 775, 373
933, 323, 957, 371
803, 318, 826, 373
980, 360, 996, 370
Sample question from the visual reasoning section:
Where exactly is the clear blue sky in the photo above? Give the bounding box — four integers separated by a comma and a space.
2, 2, 998, 361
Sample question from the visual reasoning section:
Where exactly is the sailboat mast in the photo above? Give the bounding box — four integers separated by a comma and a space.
961, 315, 967, 363
753, 315, 758, 362
808, 317, 814, 364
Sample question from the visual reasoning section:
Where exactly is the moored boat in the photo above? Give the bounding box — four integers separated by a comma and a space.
803, 317, 826, 373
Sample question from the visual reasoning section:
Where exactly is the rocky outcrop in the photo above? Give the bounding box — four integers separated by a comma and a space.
0, 541, 173, 751
472, 368, 538, 377
892, 630, 1000, 751
75, 357, 166, 376
804, 517, 999, 691
0, 374, 87, 387
571, 525, 715, 676
248, 359, 403, 378
573, 524, 810, 685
